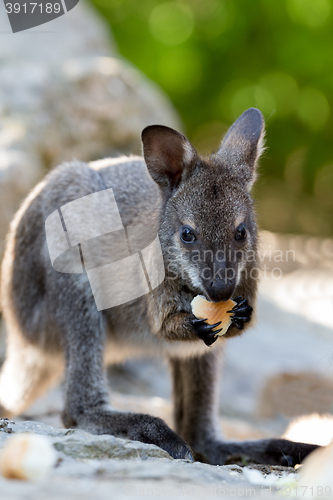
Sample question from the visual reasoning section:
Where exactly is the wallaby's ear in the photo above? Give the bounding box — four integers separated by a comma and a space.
141, 125, 197, 190
216, 108, 265, 190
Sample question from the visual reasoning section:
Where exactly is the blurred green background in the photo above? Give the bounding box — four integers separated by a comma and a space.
89, 0, 333, 236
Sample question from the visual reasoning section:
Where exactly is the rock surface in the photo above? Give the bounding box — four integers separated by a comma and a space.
0, 420, 294, 500
0, 420, 173, 461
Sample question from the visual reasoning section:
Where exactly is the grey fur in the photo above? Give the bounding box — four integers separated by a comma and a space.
0, 108, 317, 464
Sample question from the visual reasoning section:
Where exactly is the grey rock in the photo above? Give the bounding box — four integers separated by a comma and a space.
0, 420, 286, 500
0, 1, 181, 261
41, 56, 182, 167
53, 432, 174, 461
0, 420, 173, 460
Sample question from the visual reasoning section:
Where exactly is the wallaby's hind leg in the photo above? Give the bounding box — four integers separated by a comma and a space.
0, 333, 63, 418
169, 349, 318, 466
59, 297, 193, 461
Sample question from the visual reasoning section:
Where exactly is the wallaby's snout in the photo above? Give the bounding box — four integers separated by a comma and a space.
200, 260, 236, 302
205, 277, 235, 302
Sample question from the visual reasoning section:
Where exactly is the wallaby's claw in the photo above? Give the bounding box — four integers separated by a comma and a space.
191, 317, 221, 346
228, 297, 253, 330
231, 318, 245, 330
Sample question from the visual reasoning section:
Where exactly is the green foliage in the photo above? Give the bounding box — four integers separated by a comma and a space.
89, 0, 333, 235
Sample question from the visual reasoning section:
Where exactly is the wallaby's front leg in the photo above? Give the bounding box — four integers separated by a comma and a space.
62, 311, 193, 460
169, 350, 318, 466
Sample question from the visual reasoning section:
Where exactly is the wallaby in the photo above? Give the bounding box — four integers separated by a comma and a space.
0, 108, 317, 465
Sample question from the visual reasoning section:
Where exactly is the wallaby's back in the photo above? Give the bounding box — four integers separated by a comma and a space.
1, 156, 160, 350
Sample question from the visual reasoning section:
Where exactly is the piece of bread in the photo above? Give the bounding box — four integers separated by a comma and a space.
0, 433, 57, 481
191, 296, 236, 336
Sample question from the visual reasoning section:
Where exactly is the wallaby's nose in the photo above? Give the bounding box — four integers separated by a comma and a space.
207, 279, 234, 302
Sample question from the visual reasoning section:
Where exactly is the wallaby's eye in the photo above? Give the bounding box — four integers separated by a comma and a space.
180, 226, 196, 244
235, 223, 247, 242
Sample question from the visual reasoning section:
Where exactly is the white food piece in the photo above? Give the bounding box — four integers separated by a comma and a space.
191, 295, 235, 337
0, 433, 57, 481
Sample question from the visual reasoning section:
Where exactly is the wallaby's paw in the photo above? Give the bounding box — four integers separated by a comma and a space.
190, 317, 222, 346
157, 435, 194, 461
127, 414, 194, 461
228, 296, 253, 330
193, 438, 318, 466
74, 409, 194, 461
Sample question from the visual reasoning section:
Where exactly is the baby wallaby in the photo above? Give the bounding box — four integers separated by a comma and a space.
0, 108, 317, 465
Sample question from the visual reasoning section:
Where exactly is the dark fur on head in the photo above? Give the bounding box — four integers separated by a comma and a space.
142, 108, 264, 332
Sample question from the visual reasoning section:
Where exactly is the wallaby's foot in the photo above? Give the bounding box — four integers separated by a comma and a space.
193, 438, 318, 466
190, 317, 221, 346
228, 296, 253, 330
62, 408, 194, 461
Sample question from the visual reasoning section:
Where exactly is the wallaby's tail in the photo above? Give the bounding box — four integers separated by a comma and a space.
0, 332, 63, 418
